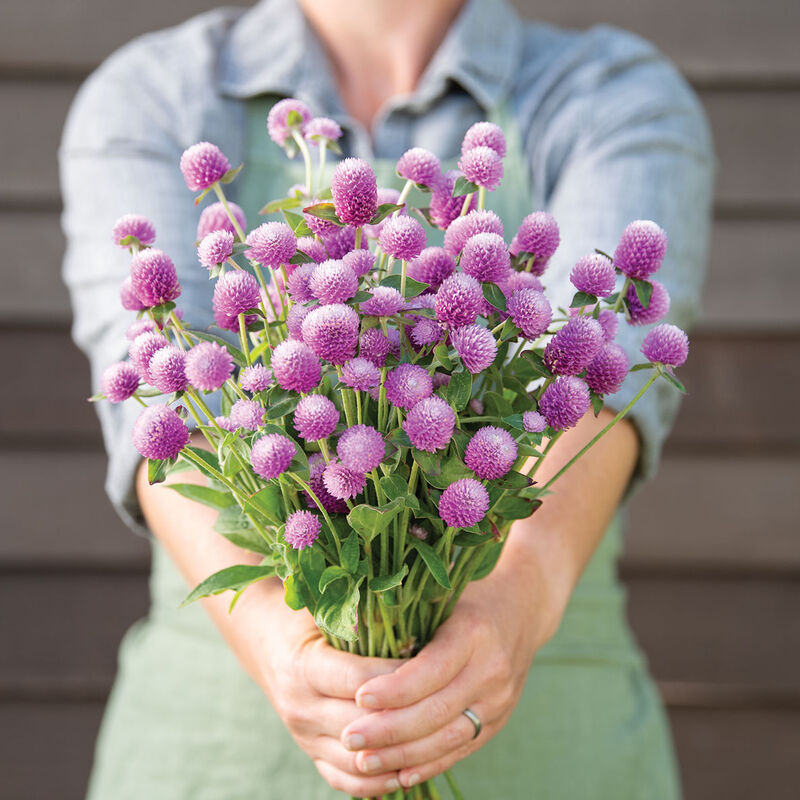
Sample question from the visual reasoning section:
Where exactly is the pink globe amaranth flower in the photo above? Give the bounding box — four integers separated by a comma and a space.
323, 459, 366, 500
539, 376, 591, 431
125, 319, 157, 341
213, 270, 261, 322
342, 248, 376, 278
361, 286, 405, 317
215, 415, 237, 432
586, 343, 629, 396
439, 478, 490, 528
409, 524, 429, 541
407, 247, 455, 289
501, 270, 544, 296
642, 323, 689, 367
340, 357, 381, 391
287, 262, 317, 303
515, 212, 560, 269
385, 363, 433, 410
626, 279, 671, 326
465, 426, 518, 480
462, 121, 507, 158
469, 398, 484, 415
304, 116, 342, 144
285, 303, 310, 341
322, 225, 367, 259
386, 328, 402, 358
100, 362, 140, 403
198, 230, 234, 269
296, 236, 328, 263
304, 210, 339, 238
403, 395, 455, 452
149, 346, 188, 393
507, 288, 552, 340
132, 405, 190, 460
185, 341, 234, 391
523, 411, 547, 433
230, 399, 266, 430
337, 424, 385, 473
251, 433, 296, 480
451, 324, 498, 374
301, 303, 360, 365
129, 331, 168, 383
331, 157, 378, 227
461, 232, 511, 283
130, 248, 181, 307
614, 220, 668, 279
112, 214, 156, 249
197, 201, 247, 240
245, 222, 297, 268
364, 187, 404, 239
309, 259, 358, 305
435, 272, 483, 328
570, 253, 616, 298
443, 209, 503, 257
406, 293, 437, 314
544, 316, 605, 376
359, 328, 391, 367
306, 454, 349, 512
284, 510, 322, 550
179, 142, 231, 192
410, 317, 443, 349
572, 306, 619, 341
396, 147, 441, 187
267, 98, 312, 145
240, 364, 272, 393
294, 394, 339, 441
379, 215, 427, 261
120, 276, 146, 311
429, 170, 476, 230
271, 339, 322, 393
432, 371, 451, 389
458, 145, 503, 191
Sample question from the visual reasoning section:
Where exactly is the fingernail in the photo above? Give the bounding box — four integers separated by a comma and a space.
385, 778, 400, 791
359, 693, 378, 708
407, 773, 421, 787
363, 755, 382, 772
345, 733, 365, 751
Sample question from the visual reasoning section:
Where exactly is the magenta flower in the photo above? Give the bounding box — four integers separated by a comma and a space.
323, 460, 366, 500
387, 328, 402, 358
100, 362, 139, 403
198, 230, 234, 269
539, 376, 591, 430
149, 346, 188, 393
284, 510, 322, 550
239, 365, 272, 393
410, 317, 443, 349
429, 170, 476, 229
306, 454, 349, 512
443, 209, 503, 257
340, 357, 381, 391
132, 405, 190, 460
322, 225, 366, 259
251, 433, 296, 480
120, 276, 146, 311
432, 371, 451, 389
543, 316, 604, 376
434, 272, 484, 328
294, 395, 339, 441
642, 324, 689, 367
342, 248, 376, 279
196, 201, 247, 240
396, 147, 441, 187
461, 232, 511, 283
570, 253, 616, 298
286, 262, 317, 303
465, 426, 518, 480
462, 121, 507, 158
597, 308, 619, 341
129, 331, 168, 383
309, 259, 358, 305
585, 343, 629, 396
230, 399, 266, 430
403, 396, 455, 452
458, 145, 503, 191
267, 98, 312, 145
304, 116, 342, 144
384, 364, 433, 409
179, 142, 231, 192
614, 220, 667, 279
626, 279, 670, 326
379, 215, 427, 261
213, 270, 260, 322
407, 247, 455, 289
438, 479, 490, 528
215, 415, 237, 432
301, 304, 360, 365
507, 288, 552, 340
331, 158, 378, 227
361, 286, 405, 317
245, 222, 297, 268
130, 248, 181, 307
125, 319, 157, 341
522, 411, 547, 433
185, 341, 234, 391
337, 424, 385, 473
271, 339, 321, 393
451, 324, 498, 374
501, 271, 544, 298
294, 237, 326, 265
112, 214, 156, 249
364, 187, 404, 239
359, 329, 390, 367
285, 304, 309, 341
515, 212, 560, 270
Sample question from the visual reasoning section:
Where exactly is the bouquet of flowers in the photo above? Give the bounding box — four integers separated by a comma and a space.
94, 98, 689, 800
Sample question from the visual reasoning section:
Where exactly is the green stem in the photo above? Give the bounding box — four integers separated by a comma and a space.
212, 183, 246, 242
354, 226, 363, 251
477, 186, 485, 210
459, 192, 473, 217
400, 259, 408, 298
317, 142, 327, 196
238, 314, 251, 365
287, 473, 342, 560
396, 178, 414, 210
444, 770, 464, 800
291, 127, 313, 197
612, 277, 632, 313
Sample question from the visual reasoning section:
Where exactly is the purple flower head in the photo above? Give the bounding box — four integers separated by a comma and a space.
403, 396, 455, 452
301, 303, 360, 365
439, 479, 490, 528
196, 201, 247, 240
125, 319, 157, 341
287, 262, 317, 303
364, 187, 404, 239
340, 357, 380, 391
179, 142, 231, 192
185, 341, 234, 391
407, 247, 455, 289
251, 433, 296, 480
544, 316, 605, 376
149, 346, 188, 393
539, 376, 591, 430
322, 225, 367, 259
132, 405, 190, 460
384, 363, 433, 409
361, 286, 405, 317
129, 331, 168, 383
323, 460, 366, 500
307, 454, 349, 512
501, 270, 544, 296
614, 220, 668, 279
386, 328, 402, 358
100, 362, 139, 403
458, 145, 503, 191
342, 248, 376, 278
267, 98, 312, 145
229, 399, 266, 431
271, 339, 321, 393
429, 170, 476, 230
410, 317, 444, 349
120, 276, 146, 311
585, 343, 629, 396
359, 328, 390, 367
571, 306, 618, 342
409, 524, 429, 541
338, 424, 385, 473
130, 249, 181, 307
112, 214, 156, 249
396, 147, 441, 187
285, 303, 310, 342
213, 270, 260, 322
432, 371, 451, 389
309, 259, 358, 305
197, 230, 234, 270
406, 293, 437, 314
379, 215, 427, 261
304, 211, 339, 238
296, 237, 327, 263
523, 411, 547, 433
642, 324, 689, 367
461, 232, 511, 283
461, 121, 507, 158
435, 272, 483, 328
331, 157, 378, 227
245, 222, 297, 268
443, 209, 503, 257
570, 253, 616, 298
304, 116, 342, 144
465, 426, 518, 480
507, 288, 552, 340
626, 279, 671, 326
294, 394, 339, 441
240, 364, 272, 393
451, 324, 498, 374
516, 212, 560, 269
215, 415, 237, 432
468, 398, 484, 415
284, 510, 322, 550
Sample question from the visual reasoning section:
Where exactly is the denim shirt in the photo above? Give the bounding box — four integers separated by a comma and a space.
59, 0, 714, 534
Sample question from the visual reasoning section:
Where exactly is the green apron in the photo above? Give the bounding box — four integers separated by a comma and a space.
86, 97, 680, 799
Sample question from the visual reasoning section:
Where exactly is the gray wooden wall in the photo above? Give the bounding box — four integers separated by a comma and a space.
1, 0, 799, 797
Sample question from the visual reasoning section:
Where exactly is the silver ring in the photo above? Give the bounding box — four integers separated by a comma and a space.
462, 708, 482, 740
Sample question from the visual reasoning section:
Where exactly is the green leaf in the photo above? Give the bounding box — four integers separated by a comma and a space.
453, 530, 493, 547
380, 474, 410, 502
185, 329, 246, 368
220, 528, 273, 556
496, 470, 532, 490
471, 541, 504, 581
408, 538, 451, 589
286, 109, 304, 127
347, 499, 404, 542
630, 362, 655, 372
319, 566, 349, 592
259, 195, 303, 215
147, 458, 171, 485
660, 370, 687, 393
412, 449, 472, 490
368, 203, 404, 225
503, 413, 525, 430
284, 573, 309, 610
266, 395, 300, 420
214, 505, 253, 535
298, 546, 326, 606
570, 291, 598, 308
433, 343, 453, 370
245, 484, 284, 525
289, 250, 316, 264
414, 206, 435, 227
380, 273, 430, 298
181, 564, 275, 606
303, 202, 343, 226
181, 446, 221, 479
446, 370, 472, 411
499, 318, 522, 342
219, 164, 243, 184
484, 390, 514, 419
351, 290, 373, 304
341, 531, 360, 573
164, 483, 235, 511
521, 350, 551, 379
282, 209, 314, 237
315, 578, 361, 642
482, 283, 507, 312
149, 301, 176, 326
632, 278, 653, 309
369, 564, 408, 593
452, 176, 478, 197
494, 495, 539, 520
